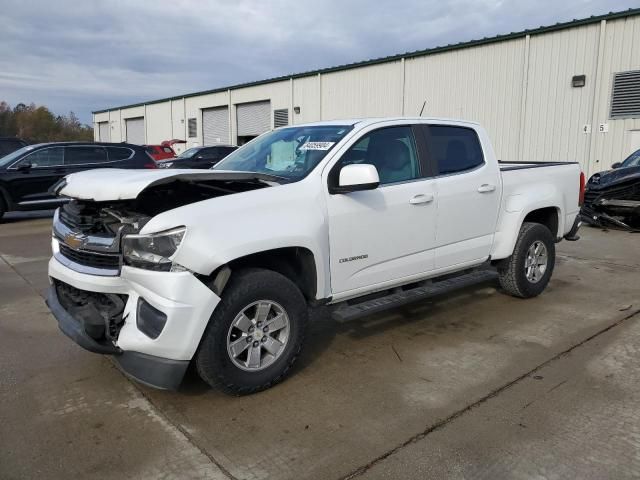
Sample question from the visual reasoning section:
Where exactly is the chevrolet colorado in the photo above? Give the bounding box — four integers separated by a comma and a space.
46, 118, 583, 394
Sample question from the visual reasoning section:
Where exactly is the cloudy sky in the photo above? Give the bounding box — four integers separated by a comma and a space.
1, 0, 637, 123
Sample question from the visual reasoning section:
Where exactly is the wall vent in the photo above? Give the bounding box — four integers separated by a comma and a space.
274, 109, 289, 128
188, 118, 197, 137
611, 70, 640, 119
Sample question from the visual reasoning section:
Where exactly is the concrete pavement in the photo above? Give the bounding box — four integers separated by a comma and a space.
1, 214, 639, 480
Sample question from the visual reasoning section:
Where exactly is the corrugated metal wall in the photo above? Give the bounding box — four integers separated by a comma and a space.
95, 14, 640, 174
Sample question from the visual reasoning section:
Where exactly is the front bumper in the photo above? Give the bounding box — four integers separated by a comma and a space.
47, 254, 221, 389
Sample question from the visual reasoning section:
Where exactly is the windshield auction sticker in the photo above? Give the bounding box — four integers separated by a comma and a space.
299, 141, 335, 151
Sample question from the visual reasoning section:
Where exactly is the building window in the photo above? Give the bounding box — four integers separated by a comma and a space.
188, 118, 197, 137
274, 109, 289, 128
610, 70, 640, 119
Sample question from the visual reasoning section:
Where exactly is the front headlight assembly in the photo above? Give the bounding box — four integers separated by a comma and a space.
122, 227, 187, 271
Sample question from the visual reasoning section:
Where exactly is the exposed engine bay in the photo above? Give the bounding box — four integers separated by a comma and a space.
57, 176, 271, 240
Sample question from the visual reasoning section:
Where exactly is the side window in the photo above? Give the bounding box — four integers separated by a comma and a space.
65, 146, 108, 165
162, 147, 173, 154
335, 126, 420, 185
426, 126, 484, 175
107, 147, 133, 161
21, 147, 64, 168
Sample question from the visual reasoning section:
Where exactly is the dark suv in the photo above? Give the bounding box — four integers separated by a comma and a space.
0, 137, 28, 157
156, 145, 237, 169
0, 142, 156, 219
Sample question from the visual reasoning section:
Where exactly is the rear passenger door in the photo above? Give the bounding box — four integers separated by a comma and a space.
422, 125, 500, 269
63, 146, 109, 173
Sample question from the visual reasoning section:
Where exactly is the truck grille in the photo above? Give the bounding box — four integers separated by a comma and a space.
59, 244, 121, 271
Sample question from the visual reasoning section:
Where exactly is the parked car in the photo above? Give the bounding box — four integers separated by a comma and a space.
145, 144, 176, 161
0, 137, 28, 158
581, 147, 640, 230
0, 142, 156, 219
156, 145, 237, 169
46, 117, 583, 394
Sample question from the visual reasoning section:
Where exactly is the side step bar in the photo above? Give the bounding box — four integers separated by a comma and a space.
331, 269, 498, 323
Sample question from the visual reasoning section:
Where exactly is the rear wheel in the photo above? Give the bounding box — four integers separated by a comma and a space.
0, 197, 5, 222
498, 222, 555, 298
196, 268, 308, 395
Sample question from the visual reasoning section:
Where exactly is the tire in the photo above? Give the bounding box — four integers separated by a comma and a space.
498, 222, 556, 298
195, 268, 308, 395
0, 197, 5, 222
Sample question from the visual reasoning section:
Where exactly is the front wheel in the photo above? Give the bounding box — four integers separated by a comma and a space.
196, 268, 308, 395
498, 222, 556, 298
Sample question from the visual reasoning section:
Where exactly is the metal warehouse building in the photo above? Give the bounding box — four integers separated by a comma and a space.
94, 9, 640, 176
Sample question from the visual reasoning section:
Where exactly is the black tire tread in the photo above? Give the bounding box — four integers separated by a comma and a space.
498, 222, 555, 298
195, 268, 307, 395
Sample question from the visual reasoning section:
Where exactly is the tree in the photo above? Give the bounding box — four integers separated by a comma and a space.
0, 101, 93, 142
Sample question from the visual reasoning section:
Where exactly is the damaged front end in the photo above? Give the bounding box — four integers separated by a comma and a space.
581, 174, 640, 231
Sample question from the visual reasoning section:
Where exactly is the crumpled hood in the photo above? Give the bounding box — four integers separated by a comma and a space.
588, 166, 640, 190
56, 168, 276, 201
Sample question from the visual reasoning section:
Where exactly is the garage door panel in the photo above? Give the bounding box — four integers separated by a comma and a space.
98, 122, 110, 142
125, 117, 144, 145
203, 107, 229, 145
237, 101, 271, 137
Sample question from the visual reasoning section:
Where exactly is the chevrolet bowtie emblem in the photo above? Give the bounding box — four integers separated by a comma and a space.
64, 232, 85, 249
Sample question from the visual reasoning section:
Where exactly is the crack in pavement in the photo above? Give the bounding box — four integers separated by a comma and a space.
1, 252, 235, 480
557, 253, 640, 271
340, 307, 640, 480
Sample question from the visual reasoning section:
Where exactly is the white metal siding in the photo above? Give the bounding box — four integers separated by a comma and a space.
94, 12, 640, 176
237, 101, 271, 136
98, 122, 110, 142
321, 62, 403, 120
125, 117, 145, 144
203, 107, 230, 144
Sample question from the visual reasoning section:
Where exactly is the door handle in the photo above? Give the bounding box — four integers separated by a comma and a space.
477, 184, 496, 193
409, 193, 434, 205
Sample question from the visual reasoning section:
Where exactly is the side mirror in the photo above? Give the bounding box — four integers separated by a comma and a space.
611, 162, 622, 169
332, 164, 380, 194
17, 161, 32, 172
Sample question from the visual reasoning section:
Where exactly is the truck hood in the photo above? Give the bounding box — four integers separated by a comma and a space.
56, 168, 280, 201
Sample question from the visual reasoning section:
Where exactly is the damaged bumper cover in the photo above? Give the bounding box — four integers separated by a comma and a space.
47, 255, 221, 390
581, 180, 640, 231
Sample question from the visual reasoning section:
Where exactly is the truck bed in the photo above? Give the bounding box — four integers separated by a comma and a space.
499, 161, 579, 171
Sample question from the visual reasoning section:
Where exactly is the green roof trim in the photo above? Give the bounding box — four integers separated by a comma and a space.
93, 8, 640, 114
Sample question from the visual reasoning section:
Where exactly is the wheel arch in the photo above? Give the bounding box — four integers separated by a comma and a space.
203, 246, 321, 304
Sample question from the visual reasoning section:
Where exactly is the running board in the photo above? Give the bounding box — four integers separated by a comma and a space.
331, 270, 498, 323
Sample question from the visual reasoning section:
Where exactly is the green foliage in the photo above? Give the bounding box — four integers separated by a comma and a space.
0, 101, 93, 143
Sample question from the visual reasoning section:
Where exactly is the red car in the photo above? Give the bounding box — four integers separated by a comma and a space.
144, 144, 176, 161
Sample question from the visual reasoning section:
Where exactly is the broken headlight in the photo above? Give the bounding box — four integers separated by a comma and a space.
122, 227, 186, 271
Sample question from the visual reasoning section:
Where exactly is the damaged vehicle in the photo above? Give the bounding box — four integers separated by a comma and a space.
581, 148, 640, 230
45, 118, 583, 394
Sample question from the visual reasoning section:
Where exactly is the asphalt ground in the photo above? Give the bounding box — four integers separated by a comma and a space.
1, 212, 639, 480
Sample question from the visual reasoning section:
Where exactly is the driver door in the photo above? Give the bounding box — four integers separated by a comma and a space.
325, 125, 438, 296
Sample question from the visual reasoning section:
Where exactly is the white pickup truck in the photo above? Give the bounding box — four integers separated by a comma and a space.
46, 117, 583, 394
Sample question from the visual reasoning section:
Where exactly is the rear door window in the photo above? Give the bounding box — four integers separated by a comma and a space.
21, 147, 65, 168
107, 147, 133, 161
64, 146, 108, 165
424, 126, 484, 175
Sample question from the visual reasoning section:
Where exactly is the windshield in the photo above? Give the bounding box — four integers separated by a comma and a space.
213, 125, 353, 181
177, 147, 201, 159
621, 148, 640, 168
0, 145, 35, 167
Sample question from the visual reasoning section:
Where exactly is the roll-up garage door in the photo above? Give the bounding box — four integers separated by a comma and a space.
125, 117, 145, 145
236, 101, 271, 137
98, 122, 110, 142
203, 107, 229, 145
